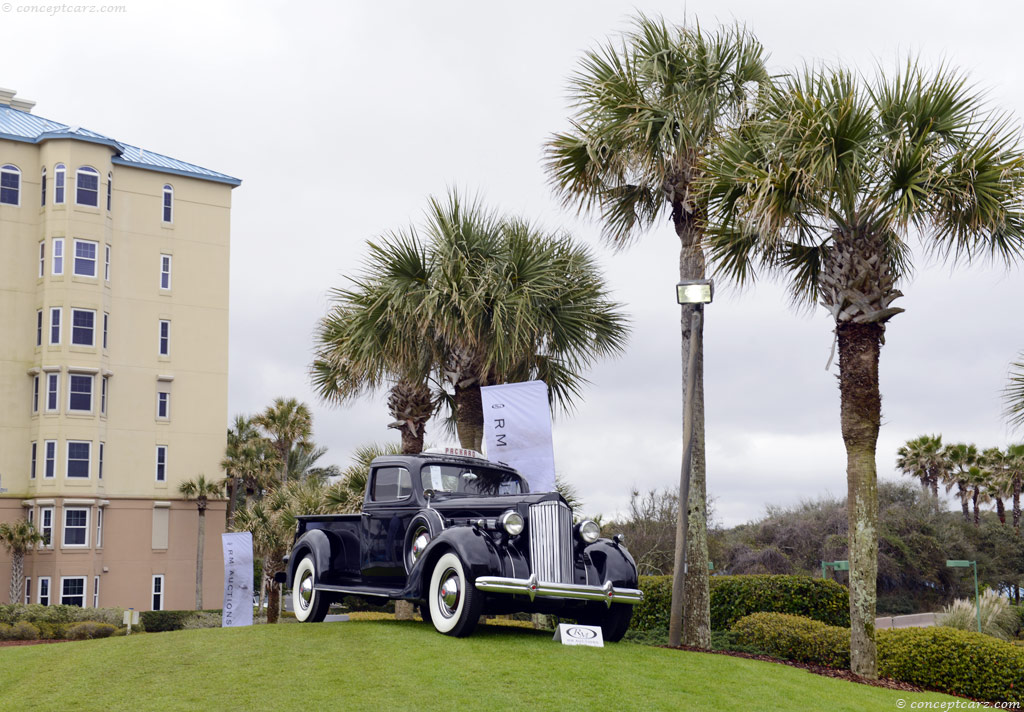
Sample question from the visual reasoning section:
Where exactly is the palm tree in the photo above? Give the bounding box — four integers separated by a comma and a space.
981, 448, 1010, 525
221, 415, 260, 528
0, 519, 43, 604
544, 14, 769, 650
896, 435, 945, 500
701, 63, 1024, 677
254, 398, 313, 485
179, 474, 224, 610
944, 443, 978, 522
965, 466, 992, 527
287, 442, 340, 483
1005, 355, 1024, 429
1006, 444, 1024, 536
324, 442, 403, 513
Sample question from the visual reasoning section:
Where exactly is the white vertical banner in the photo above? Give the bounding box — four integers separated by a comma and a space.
221, 532, 254, 627
480, 380, 556, 492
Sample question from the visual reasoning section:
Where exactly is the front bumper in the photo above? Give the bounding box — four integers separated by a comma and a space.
474, 574, 643, 607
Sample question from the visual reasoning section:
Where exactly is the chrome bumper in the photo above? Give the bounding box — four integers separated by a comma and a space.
474, 574, 643, 607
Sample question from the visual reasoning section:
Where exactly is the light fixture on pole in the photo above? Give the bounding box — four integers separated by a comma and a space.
821, 560, 849, 580
946, 559, 981, 633
668, 279, 714, 648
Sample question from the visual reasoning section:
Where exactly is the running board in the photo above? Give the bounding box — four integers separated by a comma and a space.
314, 584, 405, 598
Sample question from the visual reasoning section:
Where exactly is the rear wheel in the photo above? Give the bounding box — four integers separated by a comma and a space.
292, 555, 330, 623
428, 552, 482, 637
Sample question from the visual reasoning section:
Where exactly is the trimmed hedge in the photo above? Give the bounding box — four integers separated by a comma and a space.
139, 609, 224, 632
878, 626, 1024, 704
0, 604, 125, 627
630, 575, 849, 632
732, 613, 850, 668
0, 621, 41, 641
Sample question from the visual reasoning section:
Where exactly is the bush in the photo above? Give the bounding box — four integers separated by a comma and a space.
731, 613, 849, 668
711, 575, 849, 630
878, 626, 1024, 704
66, 622, 117, 640
710, 630, 770, 656
140, 610, 190, 632
937, 590, 1017, 640
0, 604, 125, 627
181, 612, 223, 630
630, 576, 673, 631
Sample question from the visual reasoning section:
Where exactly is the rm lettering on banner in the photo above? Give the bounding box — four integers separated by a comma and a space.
222, 532, 254, 627
480, 380, 556, 492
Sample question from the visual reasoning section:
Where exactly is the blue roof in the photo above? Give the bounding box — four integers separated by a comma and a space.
0, 104, 240, 186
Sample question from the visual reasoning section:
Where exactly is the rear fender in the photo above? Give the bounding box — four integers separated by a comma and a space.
286, 530, 335, 588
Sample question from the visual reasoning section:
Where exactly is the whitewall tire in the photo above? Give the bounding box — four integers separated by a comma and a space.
292, 554, 330, 623
427, 552, 482, 637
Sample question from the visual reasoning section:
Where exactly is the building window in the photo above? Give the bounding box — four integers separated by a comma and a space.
157, 391, 170, 419
38, 242, 44, 277
98, 442, 105, 479
159, 320, 170, 356
52, 237, 64, 275
0, 164, 20, 205
100, 376, 108, 415
49, 307, 61, 345
36, 309, 42, 346
103, 313, 108, 350
60, 577, 86, 606
68, 374, 93, 412
41, 167, 46, 206
106, 172, 112, 211
71, 309, 95, 346
104, 244, 110, 281
25, 578, 31, 605
66, 441, 91, 478
160, 254, 172, 290
152, 575, 164, 610
43, 442, 56, 479
63, 508, 89, 546
162, 184, 173, 223
75, 166, 99, 207
155, 445, 167, 482
73, 239, 98, 277
96, 507, 103, 546
30, 442, 37, 479
46, 373, 59, 412
93, 576, 100, 608
39, 508, 53, 546
54, 164, 65, 204
32, 375, 39, 413
38, 577, 50, 606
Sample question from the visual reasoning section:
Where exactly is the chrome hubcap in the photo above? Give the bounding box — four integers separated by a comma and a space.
437, 569, 461, 618
298, 572, 313, 610
409, 528, 430, 568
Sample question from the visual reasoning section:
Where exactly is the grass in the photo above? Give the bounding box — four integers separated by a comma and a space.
0, 619, 961, 712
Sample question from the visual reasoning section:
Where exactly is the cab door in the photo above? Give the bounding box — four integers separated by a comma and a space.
360, 465, 414, 583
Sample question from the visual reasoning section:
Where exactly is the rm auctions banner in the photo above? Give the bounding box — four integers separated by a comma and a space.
221, 532, 254, 628
480, 380, 556, 492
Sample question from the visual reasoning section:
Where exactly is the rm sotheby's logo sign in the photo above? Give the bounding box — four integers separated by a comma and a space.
553, 623, 604, 647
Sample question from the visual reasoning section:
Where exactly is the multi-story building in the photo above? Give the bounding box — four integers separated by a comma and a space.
0, 89, 239, 611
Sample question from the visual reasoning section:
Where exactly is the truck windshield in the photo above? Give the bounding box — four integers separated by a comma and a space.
420, 464, 526, 496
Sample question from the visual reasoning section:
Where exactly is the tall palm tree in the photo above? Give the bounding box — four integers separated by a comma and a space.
324, 442, 403, 513
981, 448, 1010, 525
0, 519, 42, 604
287, 442, 340, 483
545, 14, 769, 649
896, 435, 945, 500
222, 418, 280, 522
254, 398, 313, 485
943, 443, 978, 523
1006, 444, 1024, 536
701, 62, 1024, 677
965, 465, 992, 527
179, 474, 224, 610
221, 415, 260, 528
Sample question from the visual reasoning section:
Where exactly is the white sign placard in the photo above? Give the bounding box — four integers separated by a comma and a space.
480, 380, 556, 493
222, 532, 254, 627
553, 623, 604, 647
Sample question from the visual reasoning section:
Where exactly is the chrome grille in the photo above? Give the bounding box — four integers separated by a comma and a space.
529, 500, 573, 584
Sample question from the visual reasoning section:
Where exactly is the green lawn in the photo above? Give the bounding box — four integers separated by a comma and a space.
0, 620, 959, 711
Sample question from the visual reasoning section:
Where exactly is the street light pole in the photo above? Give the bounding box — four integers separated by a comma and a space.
669, 280, 713, 648
946, 559, 982, 634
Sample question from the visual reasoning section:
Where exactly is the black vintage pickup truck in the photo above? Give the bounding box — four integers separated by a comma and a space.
279, 448, 643, 640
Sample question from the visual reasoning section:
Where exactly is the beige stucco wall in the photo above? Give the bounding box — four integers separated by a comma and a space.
0, 131, 235, 610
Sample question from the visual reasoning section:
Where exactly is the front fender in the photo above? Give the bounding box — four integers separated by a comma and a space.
403, 526, 502, 600
583, 539, 640, 588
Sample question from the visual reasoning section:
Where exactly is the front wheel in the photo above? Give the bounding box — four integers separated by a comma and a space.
292, 554, 330, 623
428, 552, 482, 637
578, 602, 633, 642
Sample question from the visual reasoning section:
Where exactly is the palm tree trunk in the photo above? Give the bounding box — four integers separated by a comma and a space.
400, 426, 424, 455
958, 484, 970, 522
265, 557, 283, 624
674, 206, 711, 650
454, 384, 484, 452
996, 498, 1006, 525
9, 553, 23, 604
195, 508, 206, 609
1013, 480, 1021, 536
225, 478, 238, 531
837, 322, 881, 680
930, 476, 939, 500
973, 490, 980, 526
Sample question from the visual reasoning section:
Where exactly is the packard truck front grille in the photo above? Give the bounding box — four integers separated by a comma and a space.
529, 500, 574, 584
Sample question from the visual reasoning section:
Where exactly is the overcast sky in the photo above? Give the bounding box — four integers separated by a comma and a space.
4, 0, 1023, 525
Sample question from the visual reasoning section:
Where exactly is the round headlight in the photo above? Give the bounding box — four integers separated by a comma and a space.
579, 520, 601, 544
500, 510, 524, 536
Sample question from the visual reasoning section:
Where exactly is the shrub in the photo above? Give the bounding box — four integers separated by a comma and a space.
181, 612, 223, 630
731, 613, 849, 668
7, 621, 41, 641
878, 626, 1024, 704
710, 630, 770, 656
711, 575, 849, 630
937, 590, 1017, 640
65, 622, 118, 640
140, 610, 190, 632
0, 604, 125, 627
631, 576, 672, 631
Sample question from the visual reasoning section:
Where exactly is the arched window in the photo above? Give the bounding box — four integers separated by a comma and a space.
1, 164, 21, 205
162, 184, 173, 223
76, 166, 99, 207
106, 172, 112, 211
54, 164, 66, 204
41, 167, 46, 206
